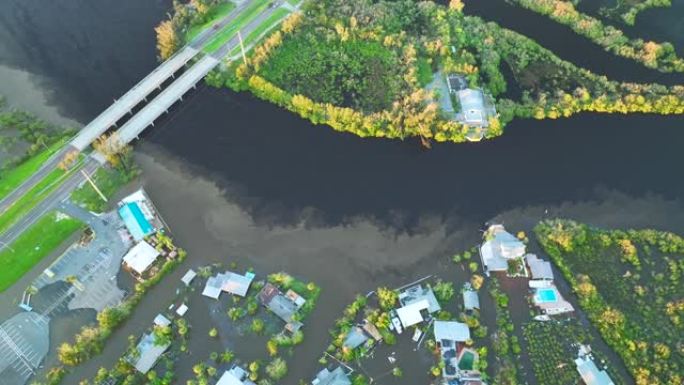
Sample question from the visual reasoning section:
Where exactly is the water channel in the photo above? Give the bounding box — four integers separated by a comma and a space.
0, 0, 683, 384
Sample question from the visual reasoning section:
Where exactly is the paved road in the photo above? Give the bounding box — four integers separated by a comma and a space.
0, 145, 76, 218
0, 157, 99, 247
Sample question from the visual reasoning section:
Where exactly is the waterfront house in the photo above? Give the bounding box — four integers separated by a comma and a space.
128, 333, 170, 374
122, 240, 160, 278
343, 326, 369, 349
311, 367, 352, 385
396, 299, 430, 328
216, 365, 257, 385
202, 271, 255, 299
434, 321, 475, 380
258, 282, 304, 332
480, 225, 526, 275
575, 345, 615, 385
399, 284, 441, 313
525, 254, 554, 281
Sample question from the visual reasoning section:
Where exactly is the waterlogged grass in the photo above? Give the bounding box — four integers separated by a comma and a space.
185, 2, 236, 43
0, 211, 82, 292
229, 7, 290, 56
0, 139, 66, 201
203, 0, 272, 53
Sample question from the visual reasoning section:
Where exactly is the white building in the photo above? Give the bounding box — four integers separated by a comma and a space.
122, 240, 160, 276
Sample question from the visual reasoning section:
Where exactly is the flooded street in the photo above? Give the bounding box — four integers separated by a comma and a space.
0, 0, 683, 384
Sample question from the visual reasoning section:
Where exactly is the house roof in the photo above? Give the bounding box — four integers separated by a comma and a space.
575, 356, 615, 385
123, 241, 160, 275
216, 366, 257, 385
202, 275, 223, 299
457, 89, 486, 126
399, 285, 441, 313
119, 202, 154, 241
312, 367, 352, 385
220, 271, 254, 297
481, 225, 526, 273
343, 326, 369, 349
130, 333, 170, 374
434, 321, 470, 342
176, 303, 188, 316
463, 290, 480, 310
153, 314, 171, 327
259, 283, 298, 323
397, 299, 429, 327
526, 254, 554, 280
181, 269, 197, 285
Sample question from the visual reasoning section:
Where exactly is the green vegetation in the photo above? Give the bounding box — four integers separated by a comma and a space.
509, 0, 684, 72
0, 138, 66, 201
598, 0, 672, 25
0, 211, 82, 292
488, 278, 522, 385
522, 321, 625, 385
203, 0, 273, 53
198, 0, 684, 144
259, 25, 403, 112
70, 164, 139, 213
185, 1, 236, 41
535, 219, 684, 385
0, 166, 73, 235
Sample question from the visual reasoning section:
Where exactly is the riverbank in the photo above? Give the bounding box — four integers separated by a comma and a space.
186, 0, 684, 144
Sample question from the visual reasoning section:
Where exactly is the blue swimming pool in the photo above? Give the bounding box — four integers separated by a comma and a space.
535, 288, 558, 303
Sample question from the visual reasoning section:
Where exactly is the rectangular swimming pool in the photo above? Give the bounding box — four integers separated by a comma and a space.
535, 288, 558, 303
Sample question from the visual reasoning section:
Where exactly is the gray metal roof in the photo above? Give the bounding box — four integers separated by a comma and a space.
463, 290, 480, 310
526, 254, 554, 280
343, 327, 368, 349
312, 367, 352, 385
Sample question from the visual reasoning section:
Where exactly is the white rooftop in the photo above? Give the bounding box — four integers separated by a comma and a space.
153, 314, 171, 327
526, 254, 554, 280
181, 269, 197, 285
123, 240, 160, 275
575, 355, 615, 385
176, 303, 189, 316
434, 320, 470, 342
480, 225, 526, 273
396, 299, 429, 328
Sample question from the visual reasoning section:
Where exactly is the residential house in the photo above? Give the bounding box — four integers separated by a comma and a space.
343, 326, 368, 349
216, 365, 257, 385
122, 240, 160, 278
128, 333, 170, 374
258, 283, 304, 332
311, 367, 352, 385
202, 271, 255, 300
463, 289, 480, 312
526, 254, 554, 281
575, 346, 615, 385
480, 225, 526, 275
434, 321, 474, 380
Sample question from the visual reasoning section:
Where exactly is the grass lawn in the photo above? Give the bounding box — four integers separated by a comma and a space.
0, 138, 66, 201
203, 0, 272, 53
0, 211, 83, 292
286, 0, 301, 6
185, 1, 236, 42
229, 7, 290, 56
417, 57, 433, 87
0, 164, 77, 234
70, 166, 132, 213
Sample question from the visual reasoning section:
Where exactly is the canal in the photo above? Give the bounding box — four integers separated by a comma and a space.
0, 0, 683, 384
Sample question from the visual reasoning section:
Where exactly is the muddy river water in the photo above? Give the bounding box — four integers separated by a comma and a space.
1, 0, 683, 384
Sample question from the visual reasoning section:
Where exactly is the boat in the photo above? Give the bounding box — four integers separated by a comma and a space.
533, 314, 551, 321
412, 328, 423, 342
390, 310, 403, 334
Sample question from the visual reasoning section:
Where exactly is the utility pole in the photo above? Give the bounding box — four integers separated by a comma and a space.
237, 30, 248, 65
81, 169, 108, 202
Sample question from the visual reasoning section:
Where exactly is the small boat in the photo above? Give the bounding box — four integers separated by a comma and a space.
533, 314, 551, 322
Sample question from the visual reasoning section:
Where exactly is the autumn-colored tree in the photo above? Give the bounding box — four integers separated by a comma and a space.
155, 20, 179, 60
58, 150, 80, 171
